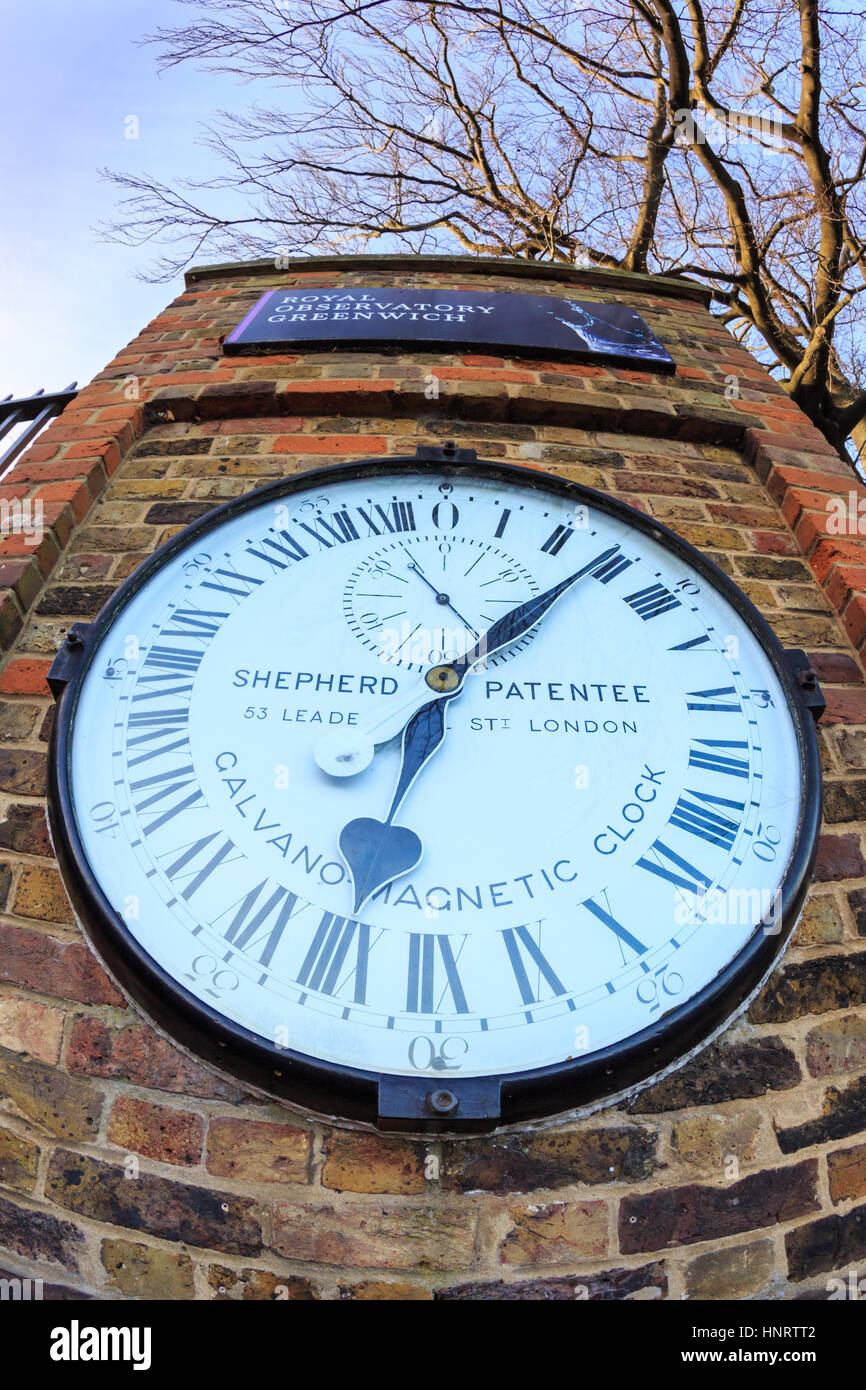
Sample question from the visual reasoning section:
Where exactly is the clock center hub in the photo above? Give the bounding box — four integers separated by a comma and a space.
425, 663, 461, 693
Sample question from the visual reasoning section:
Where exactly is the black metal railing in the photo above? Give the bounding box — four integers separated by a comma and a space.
0, 383, 79, 477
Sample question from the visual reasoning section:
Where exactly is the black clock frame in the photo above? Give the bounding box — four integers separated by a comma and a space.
47, 450, 824, 1133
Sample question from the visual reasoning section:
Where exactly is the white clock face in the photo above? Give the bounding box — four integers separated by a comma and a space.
65, 464, 807, 1095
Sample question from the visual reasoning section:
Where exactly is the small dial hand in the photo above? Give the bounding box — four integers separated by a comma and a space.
338, 542, 620, 911
403, 549, 480, 640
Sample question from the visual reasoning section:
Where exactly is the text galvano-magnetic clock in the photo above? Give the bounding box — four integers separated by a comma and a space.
48, 448, 823, 1132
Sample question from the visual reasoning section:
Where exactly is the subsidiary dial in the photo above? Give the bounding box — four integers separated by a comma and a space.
343, 535, 540, 671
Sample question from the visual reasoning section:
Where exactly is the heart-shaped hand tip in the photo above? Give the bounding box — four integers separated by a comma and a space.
339, 816, 423, 913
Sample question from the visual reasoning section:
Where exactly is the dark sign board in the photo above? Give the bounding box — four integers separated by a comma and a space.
224, 286, 674, 372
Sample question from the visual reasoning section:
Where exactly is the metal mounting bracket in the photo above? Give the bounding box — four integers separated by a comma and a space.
413, 441, 478, 465
783, 647, 826, 724
47, 624, 93, 699
377, 1073, 502, 1133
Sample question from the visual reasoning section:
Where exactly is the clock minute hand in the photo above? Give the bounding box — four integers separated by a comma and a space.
455, 543, 620, 674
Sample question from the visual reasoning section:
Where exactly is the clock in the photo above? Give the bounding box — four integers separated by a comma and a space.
48, 449, 823, 1132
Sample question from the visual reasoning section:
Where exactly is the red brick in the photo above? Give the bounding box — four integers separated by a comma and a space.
14, 442, 63, 465
750, 529, 799, 555
794, 508, 833, 554
780, 485, 845, 528
844, 595, 866, 651
0, 533, 60, 578
34, 480, 95, 522
813, 832, 866, 883
108, 1096, 204, 1166
434, 366, 535, 383
62, 439, 122, 475
811, 536, 866, 584
147, 370, 235, 386
824, 564, 866, 611
9, 457, 108, 488
0, 921, 122, 1004
0, 803, 52, 856
0, 658, 52, 695
808, 651, 863, 684
765, 465, 856, 504
461, 354, 508, 367
822, 685, 866, 724
67, 1016, 244, 1100
273, 434, 388, 454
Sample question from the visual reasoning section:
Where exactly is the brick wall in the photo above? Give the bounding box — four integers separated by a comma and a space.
1, 254, 865, 1300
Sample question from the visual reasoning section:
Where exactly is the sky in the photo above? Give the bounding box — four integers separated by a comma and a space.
0, 1, 250, 401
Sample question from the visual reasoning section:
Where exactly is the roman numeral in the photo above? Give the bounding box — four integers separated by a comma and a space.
126, 709, 190, 768
219, 880, 308, 968
501, 924, 566, 1006
572, 544, 622, 580
127, 709, 190, 730
245, 530, 308, 571
686, 686, 741, 713
161, 832, 243, 901
624, 582, 681, 620
297, 509, 360, 548
297, 913, 373, 1004
688, 738, 749, 779
130, 765, 203, 836
669, 633, 710, 652
540, 524, 574, 556
669, 789, 743, 851
589, 551, 633, 584
143, 645, 203, 675
357, 500, 416, 536
581, 894, 647, 957
201, 565, 265, 599
131, 679, 194, 703
406, 933, 469, 1014
494, 508, 511, 539
636, 840, 712, 894
161, 607, 228, 640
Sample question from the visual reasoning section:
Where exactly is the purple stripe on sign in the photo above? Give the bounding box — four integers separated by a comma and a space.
225, 291, 275, 344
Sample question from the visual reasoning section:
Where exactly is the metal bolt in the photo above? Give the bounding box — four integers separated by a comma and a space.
427, 1088, 459, 1115
66, 629, 84, 651
799, 668, 818, 691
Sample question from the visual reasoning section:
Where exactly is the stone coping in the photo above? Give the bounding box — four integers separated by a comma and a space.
184, 252, 712, 306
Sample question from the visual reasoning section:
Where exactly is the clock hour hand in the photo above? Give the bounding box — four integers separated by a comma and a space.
339, 687, 462, 912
